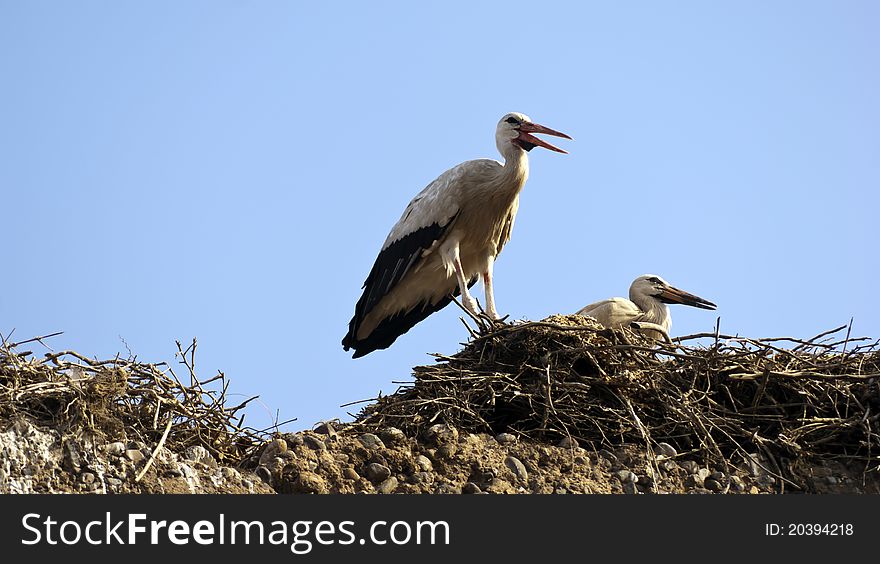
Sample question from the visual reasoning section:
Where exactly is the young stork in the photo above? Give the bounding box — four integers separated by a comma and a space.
576, 274, 717, 341
343, 112, 571, 358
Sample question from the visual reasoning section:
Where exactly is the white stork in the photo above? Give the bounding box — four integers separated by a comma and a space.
576, 274, 716, 340
343, 112, 571, 358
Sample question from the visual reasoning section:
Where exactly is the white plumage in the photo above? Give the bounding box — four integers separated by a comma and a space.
343, 112, 571, 358
576, 274, 716, 340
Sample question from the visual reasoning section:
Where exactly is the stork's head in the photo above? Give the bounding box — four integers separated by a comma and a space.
496, 112, 572, 155
630, 274, 717, 310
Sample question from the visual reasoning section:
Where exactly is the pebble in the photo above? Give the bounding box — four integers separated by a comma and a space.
343, 467, 360, 481
357, 433, 385, 450
65, 442, 84, 472
303, 434, 327, 451
616, 470, 638, 484
312, 421, 336, 435
655, 442, 677, 459
598, 449, 618, 463
184, 445, 218, 467
705, 478, 723, 492
377, 477, 398, 494
411, 472, 434, 485
434, 483, 461, 494
294, 472, 328, 494
221, 467, 240, 481
557, 436, 579, 449
80, 472, 95, 484
258, 439, 287, 466
427, 424, 459, 446
485, 478, 513, 494
364, 463, 392, 483
125, 449, 145, 464
495, 433, 517, 445
437, 444, 457, 458
462, 482, 482, 494
106, 477, 123, 488
710, 471, 726, 481
283, 433, 305, 447
637, 474, 654, 487
678, 460, 699, 473
696, 468, 711, 483
505, 456, 529, 482
730, 475, 746, 492
379, 427, 407, 445
106, 442, 126, 456
825, 476, 839, 485
623, 482, 638, 494
728, 474, 746, 492
255, 466, 272, 484
415, 455, 433, 472
660, 460, 678, 472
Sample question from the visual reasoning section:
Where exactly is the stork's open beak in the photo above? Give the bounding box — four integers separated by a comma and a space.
658, 286, 717, 310
517, 122, 572, 154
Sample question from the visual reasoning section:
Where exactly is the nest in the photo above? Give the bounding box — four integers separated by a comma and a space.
0, 334, 264, 468
355, 315, 880, 487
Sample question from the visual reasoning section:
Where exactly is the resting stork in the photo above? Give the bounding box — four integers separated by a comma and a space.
576, 274, 716, 341
342, 112, 571, 358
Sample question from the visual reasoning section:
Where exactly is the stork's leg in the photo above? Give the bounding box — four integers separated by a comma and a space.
482, 258, 500, 320
450, 247, 479, 316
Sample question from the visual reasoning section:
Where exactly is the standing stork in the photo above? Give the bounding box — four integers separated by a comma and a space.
576, 274, 716, 340
342, 112, 571, 358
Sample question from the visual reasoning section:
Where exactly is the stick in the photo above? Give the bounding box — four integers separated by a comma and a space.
135, 415, 174, 483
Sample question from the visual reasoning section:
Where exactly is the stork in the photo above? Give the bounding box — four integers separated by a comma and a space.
342, 112, 571, 358
576, 274, 716, 341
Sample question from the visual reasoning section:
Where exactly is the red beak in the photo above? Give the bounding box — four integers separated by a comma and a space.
517, 122, 572, 154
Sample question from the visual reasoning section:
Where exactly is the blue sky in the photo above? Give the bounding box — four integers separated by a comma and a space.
2, 1, 876, 432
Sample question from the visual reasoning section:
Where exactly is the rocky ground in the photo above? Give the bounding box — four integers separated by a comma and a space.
1, 418, 272, 494
2, 415, 877, 495
243, 422, 880, 495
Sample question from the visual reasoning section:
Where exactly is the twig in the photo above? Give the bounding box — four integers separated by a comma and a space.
135, 414, 174, 483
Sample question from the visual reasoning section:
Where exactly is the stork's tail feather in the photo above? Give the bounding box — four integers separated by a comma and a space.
342, 295, 457, 358
342, 277, 477, 358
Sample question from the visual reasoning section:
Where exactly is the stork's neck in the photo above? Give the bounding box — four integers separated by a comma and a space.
632, 295, 672, 332
497, 144, 530, 194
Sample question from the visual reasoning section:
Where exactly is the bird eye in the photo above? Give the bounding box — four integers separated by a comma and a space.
648, 277, 661, 284
505, 117, 520, 125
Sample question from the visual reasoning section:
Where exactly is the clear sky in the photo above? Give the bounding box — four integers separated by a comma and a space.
2, 1, 877, 432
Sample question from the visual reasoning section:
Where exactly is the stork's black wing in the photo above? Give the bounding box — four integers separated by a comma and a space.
342, 212, 462, 358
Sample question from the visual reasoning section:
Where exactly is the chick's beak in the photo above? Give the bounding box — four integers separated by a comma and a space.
658, 286, 717, 310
